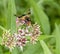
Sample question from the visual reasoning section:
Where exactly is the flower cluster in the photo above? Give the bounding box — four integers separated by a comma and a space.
2, 17, 42, 51
2, 30, 16, 50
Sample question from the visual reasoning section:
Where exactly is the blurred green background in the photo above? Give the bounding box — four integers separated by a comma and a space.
0, 0, 60, 54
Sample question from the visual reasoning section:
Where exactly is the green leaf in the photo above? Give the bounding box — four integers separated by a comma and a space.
0, 37, 2, 44
26, 35, 54, 40
38, 35, 53, 40
11, 42, 43, 54
0, 46, 3, 54
28, 0, 50, 34
11, 47, 22, 54
0, 25, 7, 31
7, 0, 17, 34
23, 42, 43, 54
55, 24, 60, 54
40, 40, 52, 54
